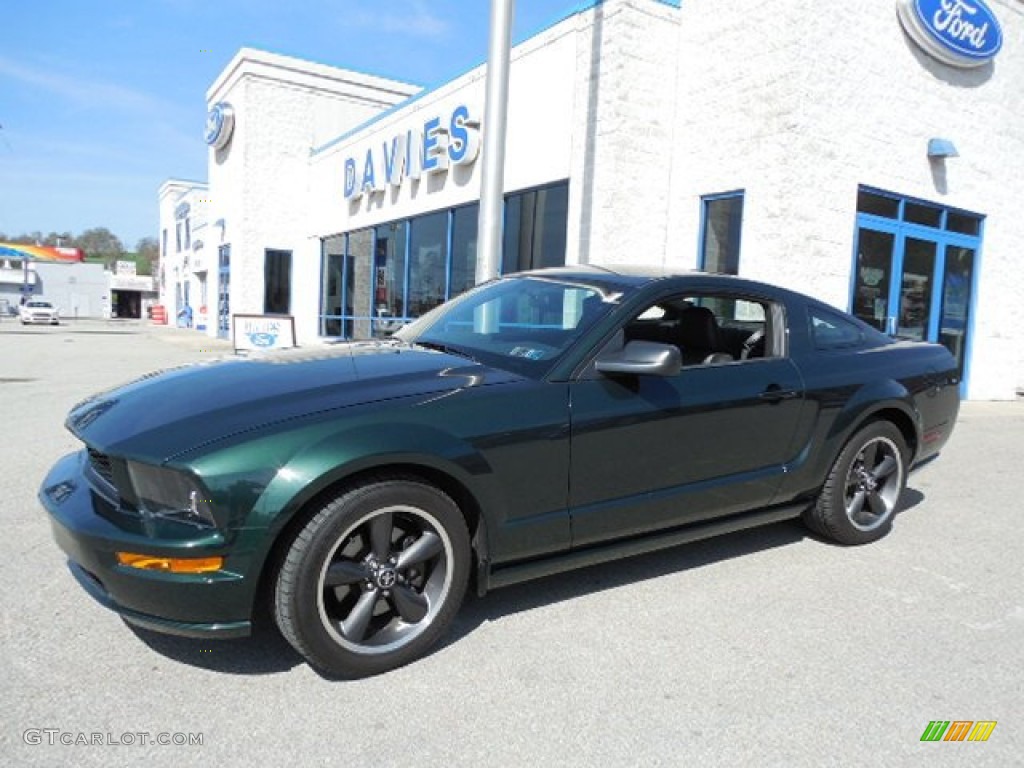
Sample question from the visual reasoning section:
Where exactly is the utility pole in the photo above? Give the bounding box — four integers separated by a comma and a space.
475, 0, 515, 285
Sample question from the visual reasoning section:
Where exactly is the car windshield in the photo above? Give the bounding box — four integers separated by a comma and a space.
395, 275, 625, 378
27, 301, 52, 308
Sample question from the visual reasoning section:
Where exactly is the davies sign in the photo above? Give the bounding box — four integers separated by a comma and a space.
897, 0, 1003, 68
344, 104, 480, 201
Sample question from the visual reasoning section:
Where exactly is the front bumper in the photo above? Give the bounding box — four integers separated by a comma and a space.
40, 451, 255, 639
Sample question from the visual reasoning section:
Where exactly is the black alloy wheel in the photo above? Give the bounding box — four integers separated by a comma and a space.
804, 421, 908, 545
275, 478, 470, 678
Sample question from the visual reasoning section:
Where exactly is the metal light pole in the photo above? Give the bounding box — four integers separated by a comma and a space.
475, 0, 515, 285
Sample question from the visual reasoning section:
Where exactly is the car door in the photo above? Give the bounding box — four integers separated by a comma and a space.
567, 292, 806, 549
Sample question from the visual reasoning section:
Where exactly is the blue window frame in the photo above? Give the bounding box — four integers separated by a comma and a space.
699, 190, 744, 274
850, 186, 983, 396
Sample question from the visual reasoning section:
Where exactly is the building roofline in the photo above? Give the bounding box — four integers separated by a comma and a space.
206, 46, 421, 104
158, 179, 208, 198
308, 0, 680, 157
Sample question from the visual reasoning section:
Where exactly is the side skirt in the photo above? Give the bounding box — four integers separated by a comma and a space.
480, 502, 806, 594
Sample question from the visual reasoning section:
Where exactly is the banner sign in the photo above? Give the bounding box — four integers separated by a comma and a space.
232, 314, 297, 352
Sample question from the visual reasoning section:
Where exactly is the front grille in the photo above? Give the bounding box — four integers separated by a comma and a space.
87, 447, 115, 486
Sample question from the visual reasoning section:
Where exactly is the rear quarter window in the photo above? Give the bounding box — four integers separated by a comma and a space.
809, 307, 864, 350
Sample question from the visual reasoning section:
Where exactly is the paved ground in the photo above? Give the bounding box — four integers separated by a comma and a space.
1, 319, 1021, 767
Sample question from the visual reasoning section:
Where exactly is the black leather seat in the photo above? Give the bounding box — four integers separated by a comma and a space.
673, 306, 734, 365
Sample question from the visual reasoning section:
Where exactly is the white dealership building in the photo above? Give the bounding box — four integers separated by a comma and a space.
159, 0, 1024, 399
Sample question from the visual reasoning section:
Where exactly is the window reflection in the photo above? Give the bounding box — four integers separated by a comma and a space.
373, 222, 408, 335
503, 183, 569, 275
409, 212, 448, 317
450, 204, 478, 299
318, 181, 568, 339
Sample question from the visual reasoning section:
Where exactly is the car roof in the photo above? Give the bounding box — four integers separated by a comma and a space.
511, 264, 812, 303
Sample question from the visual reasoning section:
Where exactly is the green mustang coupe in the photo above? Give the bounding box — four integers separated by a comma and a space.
40, 267, 960, 677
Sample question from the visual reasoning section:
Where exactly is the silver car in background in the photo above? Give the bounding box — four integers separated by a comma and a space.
19, 299, 60, 325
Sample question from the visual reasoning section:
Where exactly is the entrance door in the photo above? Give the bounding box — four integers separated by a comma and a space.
851, 190, 982, 394
217, 245, 231, 338
852, 232, 938, 341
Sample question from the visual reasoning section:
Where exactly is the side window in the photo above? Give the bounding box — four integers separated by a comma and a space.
624, 293, 774, 366
809, 306, 864, 350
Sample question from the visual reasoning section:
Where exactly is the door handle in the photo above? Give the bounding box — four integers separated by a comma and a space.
759, 385, 799, 402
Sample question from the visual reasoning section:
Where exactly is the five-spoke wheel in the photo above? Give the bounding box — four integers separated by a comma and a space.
275, 478, 470, 678
804, 421, 908, 545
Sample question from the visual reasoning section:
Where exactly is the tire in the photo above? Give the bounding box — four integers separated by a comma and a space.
804, 421, 908, 545
274, 477, 470, 678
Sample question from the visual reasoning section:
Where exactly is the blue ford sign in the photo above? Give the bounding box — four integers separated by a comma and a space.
205, 102, 236, 150
897, 0, 1003, 68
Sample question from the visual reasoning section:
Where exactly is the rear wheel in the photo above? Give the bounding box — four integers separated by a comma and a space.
274, 477, 470, 678
804, 421, 907, 545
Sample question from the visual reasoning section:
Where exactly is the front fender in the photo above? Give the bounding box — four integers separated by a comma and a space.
260, 422, 494, 536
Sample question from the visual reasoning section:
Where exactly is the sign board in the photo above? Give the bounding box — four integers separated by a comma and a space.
343, 104, 480, 202
232, 314, 297, 352
110, 275, 155, 292
896, 0, 1003, 68
205, 102, 236, 150
115, 260, 137, 276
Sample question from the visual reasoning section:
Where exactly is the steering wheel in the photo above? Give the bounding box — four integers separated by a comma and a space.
741, 328, 766, 360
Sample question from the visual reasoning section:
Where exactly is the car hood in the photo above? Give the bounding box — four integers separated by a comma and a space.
66, 341, 521, 463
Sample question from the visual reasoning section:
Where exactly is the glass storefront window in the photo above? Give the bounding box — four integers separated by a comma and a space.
408, 211, 449, 317
373, 222, 408, 334
450, 203, 479, 299
946, 211, 981, 236
856, 189, 900, 219
319, 181, 568, 339
264, 249, 292, 314
904, 202, 942, 228
502, 182, 569, 275
939, 246, 975, 381
321, 235, 345, 337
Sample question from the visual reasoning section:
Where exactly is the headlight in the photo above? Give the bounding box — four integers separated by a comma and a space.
125, 461, 217, 528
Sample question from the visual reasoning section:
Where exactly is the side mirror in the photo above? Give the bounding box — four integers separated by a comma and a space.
595, 340, 681, 377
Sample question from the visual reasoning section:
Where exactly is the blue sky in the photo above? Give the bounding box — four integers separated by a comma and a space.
0, 0, 577, 250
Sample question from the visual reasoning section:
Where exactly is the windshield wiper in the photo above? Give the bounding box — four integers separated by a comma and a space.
412, 340, 478, 362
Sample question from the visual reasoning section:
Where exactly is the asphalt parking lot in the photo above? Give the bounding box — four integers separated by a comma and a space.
1, 318, 1021, 767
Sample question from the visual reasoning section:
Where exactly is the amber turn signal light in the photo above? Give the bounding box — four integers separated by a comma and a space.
116, 552, 223, 573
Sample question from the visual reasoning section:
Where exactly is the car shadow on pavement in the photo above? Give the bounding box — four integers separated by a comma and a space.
448, 487, 927, 646
126, 620, 304, 675
125, 489, 926, 676
447, 518, 809, 645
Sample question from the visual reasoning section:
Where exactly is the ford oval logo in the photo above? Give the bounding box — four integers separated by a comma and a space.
897, 0, 1003, 68
204, 102, 235, 149
248, 332, 277, 348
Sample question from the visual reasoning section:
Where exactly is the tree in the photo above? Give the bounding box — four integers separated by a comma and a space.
76, 227, 124, 268
134, 237, 159, 276
43, 231, 74, 247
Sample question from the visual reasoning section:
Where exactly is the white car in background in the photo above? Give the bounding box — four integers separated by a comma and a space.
20, 299, 60, 325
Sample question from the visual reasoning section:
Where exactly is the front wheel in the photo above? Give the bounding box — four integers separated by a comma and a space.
274, 477, 470, 678
804, 421, 908, 545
